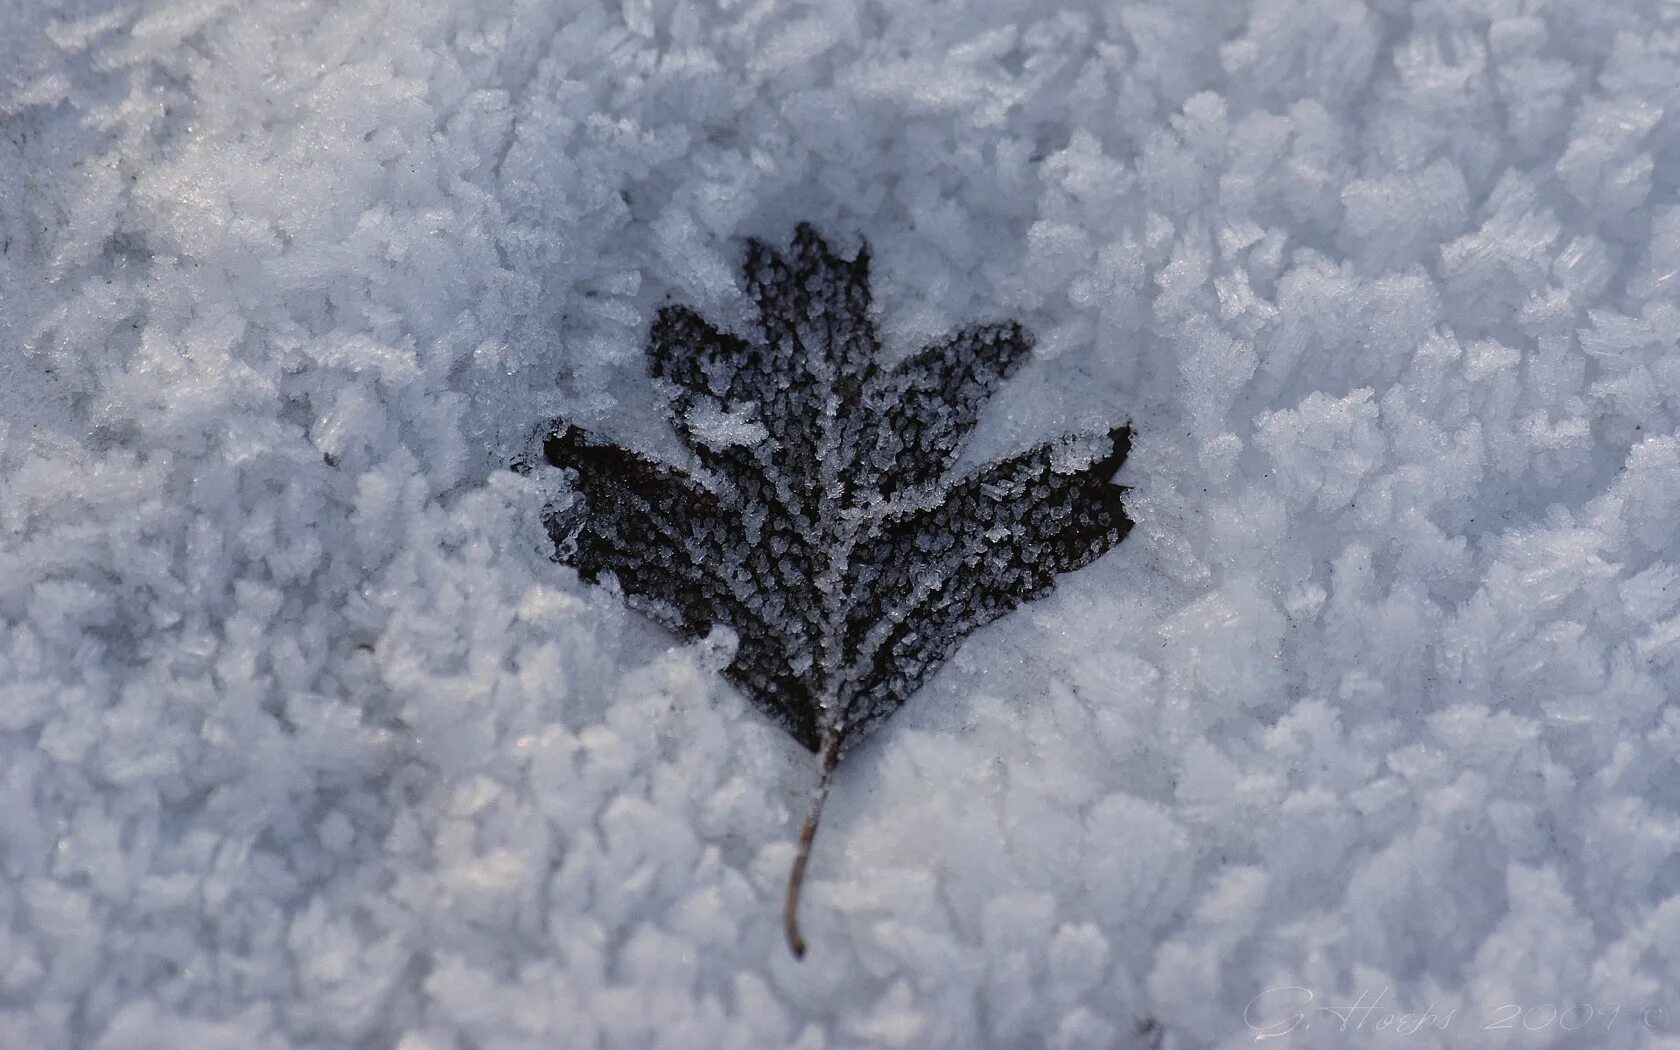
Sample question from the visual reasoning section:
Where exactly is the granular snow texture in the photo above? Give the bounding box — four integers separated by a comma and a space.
3, 1, 1680, 1047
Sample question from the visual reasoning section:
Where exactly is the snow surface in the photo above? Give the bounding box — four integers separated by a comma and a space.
3, 0, 1680, 1047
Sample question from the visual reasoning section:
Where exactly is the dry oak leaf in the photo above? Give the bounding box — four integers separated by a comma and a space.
532, 224, 1131, 955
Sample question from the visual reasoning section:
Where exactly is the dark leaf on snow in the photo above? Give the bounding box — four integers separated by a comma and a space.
529, 223, 1131, 955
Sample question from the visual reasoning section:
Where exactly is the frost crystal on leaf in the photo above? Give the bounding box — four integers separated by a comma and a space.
532, 224, 1131, 954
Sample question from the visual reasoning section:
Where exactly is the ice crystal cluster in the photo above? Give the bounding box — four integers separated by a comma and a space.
8, 0, 1680, 1045
538, 225, 1130, 755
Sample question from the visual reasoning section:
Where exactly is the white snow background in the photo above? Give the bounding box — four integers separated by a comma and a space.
4, 0, 1680, 1047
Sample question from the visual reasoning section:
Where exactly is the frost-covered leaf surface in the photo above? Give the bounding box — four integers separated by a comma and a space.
6, 0, 1680, 1047
538, 225, 1128, 955
538, 224, 1129, 755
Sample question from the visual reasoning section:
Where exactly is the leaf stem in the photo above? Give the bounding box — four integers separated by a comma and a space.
784, 725, 844, 958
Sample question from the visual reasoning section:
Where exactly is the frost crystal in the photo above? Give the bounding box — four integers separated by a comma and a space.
533, 224, 1131, 953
